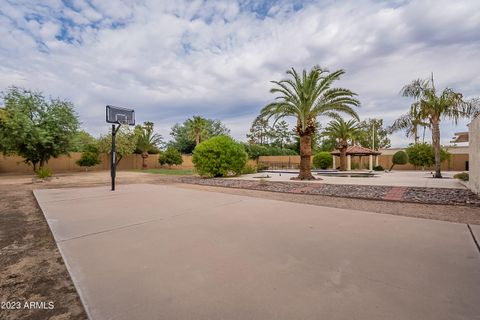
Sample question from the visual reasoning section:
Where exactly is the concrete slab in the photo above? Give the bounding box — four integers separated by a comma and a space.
470, 224, 480, 246
34, 184, 480, 320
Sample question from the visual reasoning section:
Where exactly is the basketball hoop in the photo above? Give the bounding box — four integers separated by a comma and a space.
106, 105, 135, 191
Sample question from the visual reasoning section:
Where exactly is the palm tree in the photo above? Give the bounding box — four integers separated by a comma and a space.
260, 66, 360, 180
388, 102, 429, 144
136, 122, 163, 169
322, 117, 361, 171
186, 116, 209, 146
401, 75, 472, 178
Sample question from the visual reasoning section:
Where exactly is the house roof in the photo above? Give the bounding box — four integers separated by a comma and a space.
330, 145, 382, 156
450, 132, 469, 143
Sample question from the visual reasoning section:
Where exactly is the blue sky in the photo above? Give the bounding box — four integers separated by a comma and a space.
1, 0, 479, 146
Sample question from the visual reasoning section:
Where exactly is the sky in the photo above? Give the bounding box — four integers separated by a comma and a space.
1, 0, 479, 147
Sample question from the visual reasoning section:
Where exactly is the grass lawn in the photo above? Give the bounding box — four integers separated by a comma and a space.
135, 168, 194, 175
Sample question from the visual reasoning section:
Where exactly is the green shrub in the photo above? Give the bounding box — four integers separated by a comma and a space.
390, 151, 408, 170
312, 152, 333, 169
241, 164, 257, 174
373, 165, 384, 171
192, 136, 247, 177
159, 146, 183, 166
36, 167, 52, 179
405, 143, 450, 168
454, 172, 469, 181
76, 144, 101, 170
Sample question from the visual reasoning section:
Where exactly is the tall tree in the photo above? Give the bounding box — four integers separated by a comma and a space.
169, 117, 230, 153
401, 75, 474, 178
357, 118, 391, 150
271, 120, 293, 148
246, 115, 271, 144
388, 103, 429, 144
260, 66, 360, 180
321, 117, 361, 171
0, 87, 79, 171
135, 121, 163, 169
186, 116, 209, 146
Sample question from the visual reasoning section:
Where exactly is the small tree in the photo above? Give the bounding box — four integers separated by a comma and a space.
76, 144, 101, 171
313, 152, 333, 169
98, 127, 137, 165
0, 87, 80, 171
159, 146, 183, 167
405, 143, 450, 169
390, 151, 408, 171
192, 136, 247, 177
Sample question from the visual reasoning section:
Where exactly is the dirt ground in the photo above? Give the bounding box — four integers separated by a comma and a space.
1, 170, 479, 320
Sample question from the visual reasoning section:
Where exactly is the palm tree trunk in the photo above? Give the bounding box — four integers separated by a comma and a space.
195, 135, 200, 146
339, 149, 347, 171
297, 134, 314, 180
431, 119, 442, 178
142, 153, 148, 169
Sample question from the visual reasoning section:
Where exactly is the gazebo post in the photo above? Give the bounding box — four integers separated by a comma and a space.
369, 155, 373, 170
332, 156, 336, 170
347, 155, 352, 171
375, 155, 379, 167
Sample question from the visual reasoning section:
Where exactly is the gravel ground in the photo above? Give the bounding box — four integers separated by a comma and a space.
179, 177, 480, 207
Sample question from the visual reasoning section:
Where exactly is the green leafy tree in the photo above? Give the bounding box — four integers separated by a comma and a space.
313, 152, 333, 169
321, 117, 361, 171
159, 146, 183, 166
0, 87, 79, 171
271, 120, 293, 148
356, 118, 391, 150
260, 66, 360, 179
405, 143, 450, 168
135, 121, 163, 169
401, 74, 475, 178
98, 127, 137, 166
246, 115, 271, 145
69, 130, 97, 152
390, 150, 408, 171
170, 117, 230, 153
192, 136, 247, 177
76, 143, 101, 170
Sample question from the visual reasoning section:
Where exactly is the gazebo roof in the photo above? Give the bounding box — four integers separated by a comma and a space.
330, 145, 381, 156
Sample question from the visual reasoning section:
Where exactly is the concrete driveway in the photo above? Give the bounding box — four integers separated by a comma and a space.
34, 184, 480, 320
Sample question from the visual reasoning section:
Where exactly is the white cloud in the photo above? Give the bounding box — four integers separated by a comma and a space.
0, 0, 479, 147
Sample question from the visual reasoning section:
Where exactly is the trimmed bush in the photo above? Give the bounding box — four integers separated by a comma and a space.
373, 165, 384, 171
390, 151, 408, 170
159, 146, 183, 166
36, 167, 52, 179
454, 172, 469, 181
313, 152, 333, 169
76, 144, 101, 170
192, 136, 247, 177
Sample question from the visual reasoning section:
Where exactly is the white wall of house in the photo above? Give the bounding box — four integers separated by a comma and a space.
469, 115, 480, 194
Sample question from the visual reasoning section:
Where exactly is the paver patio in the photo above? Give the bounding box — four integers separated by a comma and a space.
34, 184, 480, 320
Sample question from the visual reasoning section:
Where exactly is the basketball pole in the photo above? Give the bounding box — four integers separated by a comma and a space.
111, 123, 121, 191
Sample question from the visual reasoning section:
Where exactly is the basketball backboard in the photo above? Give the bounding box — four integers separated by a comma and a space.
106, 105, 135, 125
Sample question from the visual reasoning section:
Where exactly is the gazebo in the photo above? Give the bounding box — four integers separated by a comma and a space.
330, 145, 382, 171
